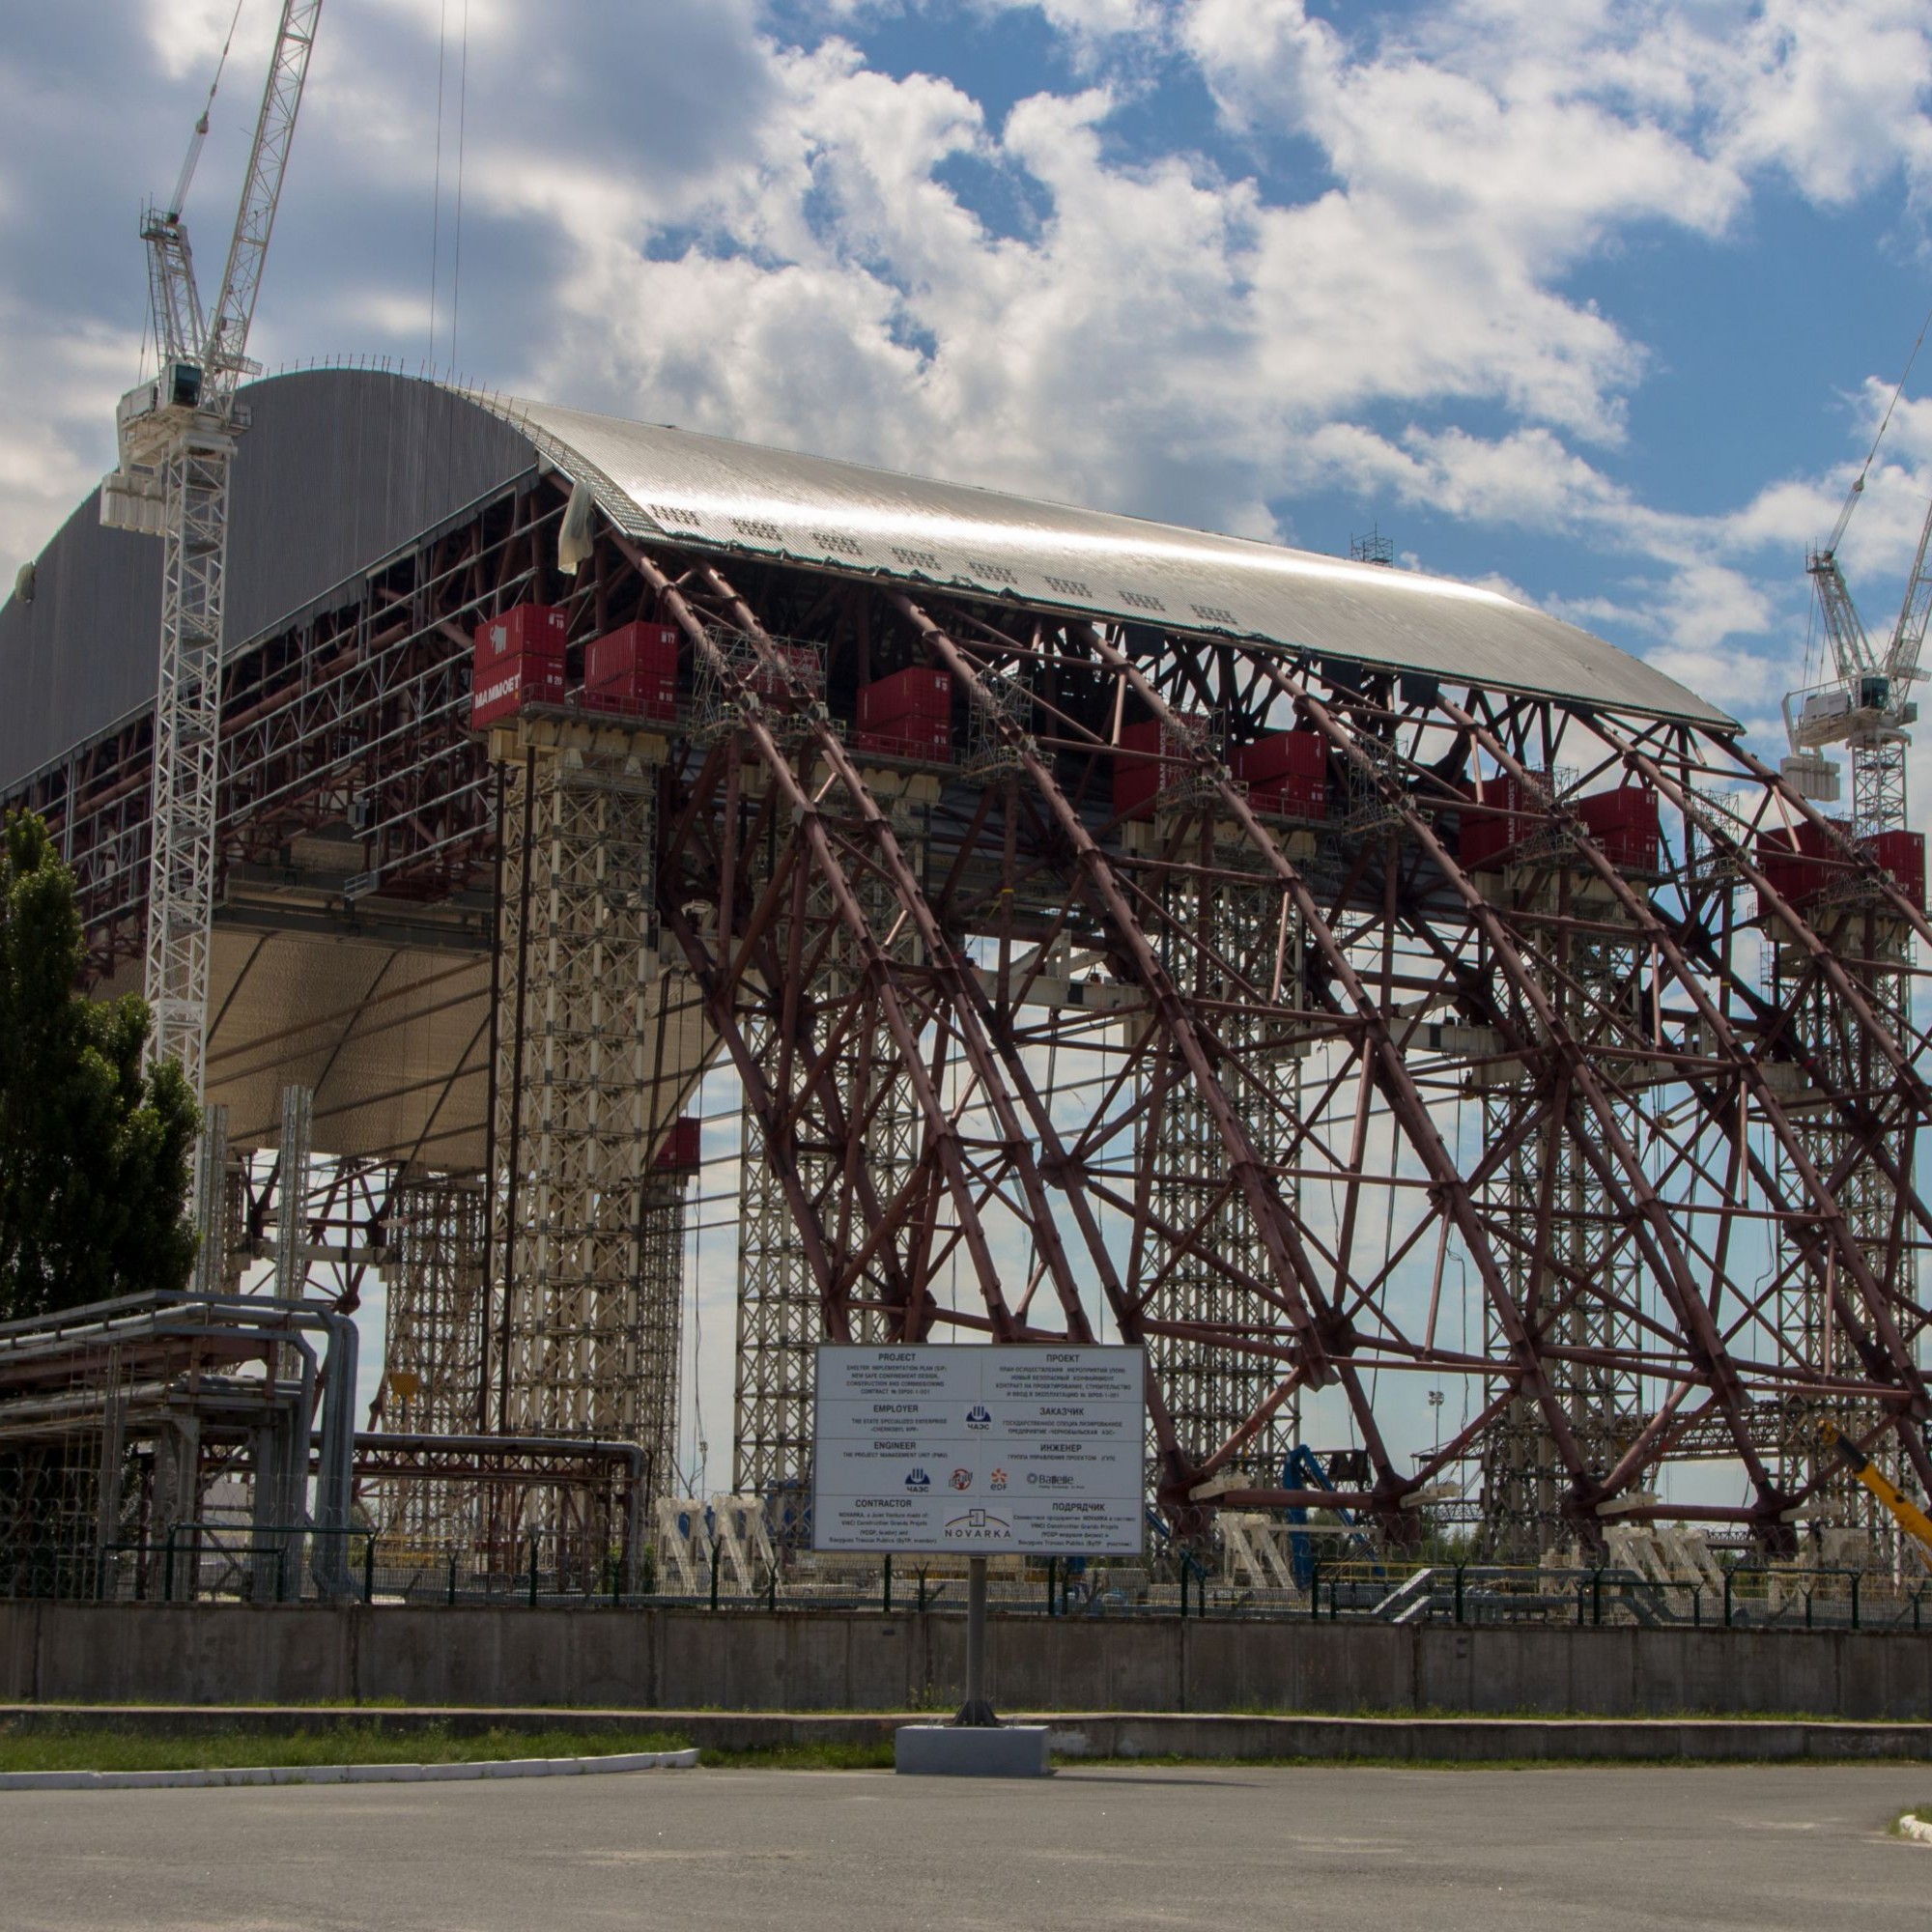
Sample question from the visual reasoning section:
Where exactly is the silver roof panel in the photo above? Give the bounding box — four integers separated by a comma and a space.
480, 391, 1731, 728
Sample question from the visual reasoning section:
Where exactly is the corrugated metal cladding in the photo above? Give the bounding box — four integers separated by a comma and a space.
483, 391, 1733, 729
0, 370, 531, 789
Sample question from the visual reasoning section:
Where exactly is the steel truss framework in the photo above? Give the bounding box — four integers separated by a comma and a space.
489, 723, 689, 1534
11, 464, 1932, 1559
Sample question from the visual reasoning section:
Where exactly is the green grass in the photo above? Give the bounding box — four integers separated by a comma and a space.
0, 1722, 693, 1775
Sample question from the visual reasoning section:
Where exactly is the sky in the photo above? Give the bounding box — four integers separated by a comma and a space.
8, 0, 1932, 1496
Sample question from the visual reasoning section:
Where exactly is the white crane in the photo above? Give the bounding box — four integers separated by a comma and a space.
1783, 366, 1931, 840
100, 3, 324, 1223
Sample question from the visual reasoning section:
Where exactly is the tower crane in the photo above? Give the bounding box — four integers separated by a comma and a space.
1782, 389, 1931, 841
99, 3, 324, 1232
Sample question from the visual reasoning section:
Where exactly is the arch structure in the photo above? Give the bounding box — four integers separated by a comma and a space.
1, 369, 1927, 1568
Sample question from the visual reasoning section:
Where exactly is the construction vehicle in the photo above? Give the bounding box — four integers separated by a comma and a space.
100, 3, 324, 1248
1818, 1420, 1932, 1573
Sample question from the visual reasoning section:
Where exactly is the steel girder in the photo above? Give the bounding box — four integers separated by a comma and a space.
13, 459, 1932, 1556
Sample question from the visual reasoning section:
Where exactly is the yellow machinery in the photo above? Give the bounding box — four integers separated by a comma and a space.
1819, 1420, 1932, 1573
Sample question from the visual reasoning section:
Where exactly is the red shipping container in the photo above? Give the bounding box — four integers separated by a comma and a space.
582, 672, 678, 721
855, 716, 952, 763
474, 604, 567, 666
859, 667, 952, 728
585, 620, 678, 691
1246, 773, 1328, 820
1460, 776, 1542, 870
748, 641, 820, 700
1113, 717, 1208, 819
1233, 729, 1325, 786
1577, 786, 1660, 872
1754, 817, 1846, 912
1860, 828, 1927, 912
653, 1116, 702, 1173
471, 652, 565, 728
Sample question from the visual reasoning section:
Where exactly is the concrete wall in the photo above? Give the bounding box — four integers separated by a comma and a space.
3, 1603, 1929, 1719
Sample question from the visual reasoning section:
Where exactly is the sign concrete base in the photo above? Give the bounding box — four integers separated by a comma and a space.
894, 1724, 1052, 1777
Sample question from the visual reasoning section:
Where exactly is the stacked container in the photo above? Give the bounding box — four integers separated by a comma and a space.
470, 604, 567, 728
1231, 730, 1327, 819
1861, 828, 1927, 912
749, 641, 821, 701
1576, 786, 1661, 872
1458, 775, 1544, 869
1754, 817, 1848, 912
583, 620, 679, 721
1112, 717, 1207, 818
853, 665, 952, 761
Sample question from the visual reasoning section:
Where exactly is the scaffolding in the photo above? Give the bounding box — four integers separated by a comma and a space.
1479, 850, 1647, 1556
373, 1174, 488, 1542
730, 779, 926, 1538
491, 728, 680, 1547
1139, 819, 1306, 1500
1770, 871, 1918, 1563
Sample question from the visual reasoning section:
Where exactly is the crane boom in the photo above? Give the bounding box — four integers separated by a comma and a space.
1819, 1421, 1932, 1574
206, 1, 322, 405
1805, 549, 1877, 679
1886, 494, 1932, 694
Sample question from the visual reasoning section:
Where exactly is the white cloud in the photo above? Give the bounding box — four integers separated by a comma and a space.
9, 0, 1932, 737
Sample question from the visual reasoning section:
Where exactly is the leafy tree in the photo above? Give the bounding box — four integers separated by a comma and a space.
0, 810, 198, 1320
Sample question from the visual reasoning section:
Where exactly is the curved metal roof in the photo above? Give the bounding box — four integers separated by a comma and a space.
475, 390, 1732, 728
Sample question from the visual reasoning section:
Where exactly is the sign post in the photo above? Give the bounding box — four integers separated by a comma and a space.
812, 1343, 1145, 1763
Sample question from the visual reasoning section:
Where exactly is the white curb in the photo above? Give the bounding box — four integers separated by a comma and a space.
1898, 1811, 1932, 1843
0, 1747, 699, 1792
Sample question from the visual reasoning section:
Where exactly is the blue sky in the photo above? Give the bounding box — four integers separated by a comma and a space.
8, 1, 1932, 1480
7, 1, 1932, 756
3, 0, 1932, 753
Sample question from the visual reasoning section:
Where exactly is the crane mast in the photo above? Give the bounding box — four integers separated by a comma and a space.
101, 1, 324, 1233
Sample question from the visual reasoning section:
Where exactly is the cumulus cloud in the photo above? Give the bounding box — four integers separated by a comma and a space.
7, 0, 1932, 708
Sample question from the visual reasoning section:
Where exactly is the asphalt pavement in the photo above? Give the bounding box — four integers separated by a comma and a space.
1, 1761, 1926, 1930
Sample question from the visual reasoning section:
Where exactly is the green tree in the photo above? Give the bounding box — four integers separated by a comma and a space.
0, 810, 198, 1319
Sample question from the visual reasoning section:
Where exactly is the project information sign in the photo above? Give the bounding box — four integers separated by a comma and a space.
811, 1344, 1146, 1556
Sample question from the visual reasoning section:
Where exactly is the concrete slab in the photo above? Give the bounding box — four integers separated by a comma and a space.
895, 1724, 1051, 1776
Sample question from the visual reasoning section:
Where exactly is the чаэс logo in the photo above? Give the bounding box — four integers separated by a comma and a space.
904, 1467, 931, 1491
965, 1404, 992, 1429
950, 1466, 974, 1491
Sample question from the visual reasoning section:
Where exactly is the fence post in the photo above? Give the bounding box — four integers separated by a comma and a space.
882, 1551, 893, 1616
1592, 1567, 1603, 1628
528, 1537, 539, 1609
1691, 1585, 1701, 1629
448, 1552, 457, 1607
1723, 1570, 1734, 1629
163, 1528, 175, 1605
1046, 1557, 1056, 1616
709, 1537, 721, 1611
918, 1568, 927, 1613
363, 1534, 376, 1605
1307, 1557, 1318, 1622
767, 1563, 778, 1613
1850, 1572, 1861, 1631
